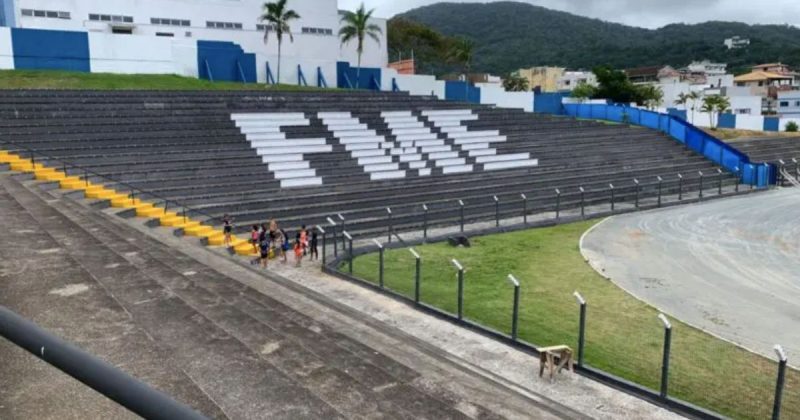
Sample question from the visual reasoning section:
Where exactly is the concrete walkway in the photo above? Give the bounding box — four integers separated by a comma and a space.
581, 188, 800, 360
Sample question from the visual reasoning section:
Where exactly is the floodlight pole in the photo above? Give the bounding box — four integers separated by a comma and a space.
658, 313, 672, 399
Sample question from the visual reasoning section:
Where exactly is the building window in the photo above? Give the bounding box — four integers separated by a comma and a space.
156, 32, 174, 37
90, 14, 131, 23
780, 101, 789, 107
151, 18, 190, 26
206, 21, 243, 30
301, 26, 333, 35
22, 9, 70, 19
256, 23, 276, 32
112, 27, 132, 35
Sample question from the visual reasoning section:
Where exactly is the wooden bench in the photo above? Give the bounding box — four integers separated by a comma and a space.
538, 345, 574, 382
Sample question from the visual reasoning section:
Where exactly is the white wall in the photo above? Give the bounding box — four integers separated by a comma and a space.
476, 83, 533, 111
735, 115, 765, 131
0, 27, 13, 70
390, 72, 445, 99
779, 118, 800, 132
728, 95, 761, 116
89, 32, 177, 74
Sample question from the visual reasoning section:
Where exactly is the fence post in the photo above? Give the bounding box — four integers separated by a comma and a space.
634, 179, 640, 209
773, 345, 788, 420
734, 167, 740, 193
574, 291, 586, 366
657, 176, 663, 207
608, 183, 615, 212
493, 195, 500, 227
579, 186, 585, 218
793, 158, 799, 181
452, 259, 464, 320
410, 248, 421, 304
373, 239, 384, 288
521, 193, 528, 225
677, 174, 683, 200
658, 313, 672, 399
750, 164, 755, 191
422, 204, 429, 243
326, 217, 338, 258
319, 227, 327, 266
507, 275, 520, 341
555, 189, 561, 220
343, 231, 353, 274
717, 168, 723, 195
698, 171, 704, 200
778, 160, 786, 186
386, 207, 393, 243
458, 200, 465, 233
337, 214, 346, 252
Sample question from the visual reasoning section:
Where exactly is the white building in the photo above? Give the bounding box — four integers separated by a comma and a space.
1, 0, 388, 84
724, 36, 750, 50
778, 91, 800, 117
556, 71, 596, 91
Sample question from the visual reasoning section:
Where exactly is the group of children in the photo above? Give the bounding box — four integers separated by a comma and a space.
249, 220, 319, 268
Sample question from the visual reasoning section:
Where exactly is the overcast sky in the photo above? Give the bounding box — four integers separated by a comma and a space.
338, 0, 800, 29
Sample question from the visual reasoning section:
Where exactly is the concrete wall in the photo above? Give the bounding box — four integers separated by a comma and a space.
735, 115, 765, 131
728, 95, 761, 115
389, 71, 445, 99
0, 27, 13, 69
88, 32, 176, 74
476, 83, 533, 111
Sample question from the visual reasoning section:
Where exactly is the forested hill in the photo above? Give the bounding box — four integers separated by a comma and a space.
393, 1, 800, 74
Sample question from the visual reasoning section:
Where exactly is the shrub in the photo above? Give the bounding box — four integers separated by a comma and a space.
786, 121, 799, 132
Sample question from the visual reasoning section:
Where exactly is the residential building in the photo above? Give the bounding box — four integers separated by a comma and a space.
625, 65, 679, 84
734, 71, 794, 113
687, 60, 727, 77
514, 66, 565, 92
0, 0, 388, 83
556, 71, 596, 91
388, 59, 415, 75
723, 36, 750, 49
751, 63, 798, 85
777, 91, 800, 117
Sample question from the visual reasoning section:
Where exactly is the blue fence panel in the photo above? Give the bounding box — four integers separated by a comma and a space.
590, 104, 606, 120
11, 28, 90, 72
534, 93, 568, 115
563, 103, 578, 117
763, 117, 780, 132
718, 113, 736, 129
627, 107, 641, 125
444, 80, 480, 103
0, 0, 15, 27
336, 61, 381, 90
669, 118, 687, 143
640, 110, 660, 129
607, 106, 624, 122
577, 104, 592, 119
667, 108, 688, 120
685, 127, 705, 153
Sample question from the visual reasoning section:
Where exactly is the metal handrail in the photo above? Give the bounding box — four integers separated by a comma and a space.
0, 139, 221, 225
0, 305, 208, 420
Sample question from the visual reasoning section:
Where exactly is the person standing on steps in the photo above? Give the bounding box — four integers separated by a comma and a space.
279, 227, 289, 264
309, 227, 319, 261
250, 225, 260, 255
294, 233, 303, 267
259, 228, 270, 269
222, 214, 233, 247
300, 225, 308, 256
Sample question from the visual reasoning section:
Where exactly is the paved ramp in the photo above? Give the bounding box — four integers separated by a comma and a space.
581, 189, 800, 359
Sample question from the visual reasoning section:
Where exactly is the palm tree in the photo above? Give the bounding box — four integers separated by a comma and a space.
260, 0, 300, 84
447, 37, 474, 100
687, 91, 700, 124
674, 92, 689, 111
701, 95, 721, 129
339, 3, 383, 88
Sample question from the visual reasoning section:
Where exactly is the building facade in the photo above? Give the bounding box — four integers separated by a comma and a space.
778, 91, 800, 117
515, 67, 564, 92
0, 0, 388, 84
723, 36, 749, 49
556, 71, 596, 91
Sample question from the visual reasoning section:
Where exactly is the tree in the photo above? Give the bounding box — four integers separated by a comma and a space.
387, 18, 454, 75
674, 92, 689, 109
637, 84, 663, 110
260, 0, 300, 84
701, 94, 730, 129
786, 121, 799, 132
447, 37, 475, 100
591, 66, 640, 105
502, 73, 529, 92
571, 82, 597, 103
339, 3, 383, 88
714, 96, 731, 125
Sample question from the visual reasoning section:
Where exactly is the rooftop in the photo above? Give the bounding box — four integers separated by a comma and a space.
734, 71, 793, 82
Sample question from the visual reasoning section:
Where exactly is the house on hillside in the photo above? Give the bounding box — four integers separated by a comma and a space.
750, 63, 798, 85
625, 65, 679, 85
734, 71, 794, 114
723, 36, 750, 49
556, 70, 596, 91
514, 67, 565, 92
777, 91, 800, 117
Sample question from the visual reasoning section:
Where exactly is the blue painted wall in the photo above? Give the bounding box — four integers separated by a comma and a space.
444, 81, 480, 103
533, 92, 568, 114
11, 28, 90, 72
667, 108, 687, 120
763, 117, 780, 132
197, 41, 256, 83
336, 61, 381, 90
718, 113, 736, 129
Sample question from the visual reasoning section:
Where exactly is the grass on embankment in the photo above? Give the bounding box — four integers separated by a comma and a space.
702, 127, 800, 141
349, 220, 799, 420
0, 69, 328, 91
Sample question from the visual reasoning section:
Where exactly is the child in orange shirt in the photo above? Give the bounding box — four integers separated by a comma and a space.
293, 235, 303, 267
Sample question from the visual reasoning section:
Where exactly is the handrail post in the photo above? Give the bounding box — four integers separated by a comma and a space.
698, 170, 704, 200
555, 188, 561, 220
507, 275, 520, 341
633, 179, 640, 208
373, 239, 384, 288
452, 259, 464, 320
773, 345, 788, 420
734, 167, 740, 193
657, 176, 663, 207
579, 186, 585, 218
521, 193, 528, 225
422, 204, 428, 243
458, 200, 465, 233
386, 207, 393, 243
318, 226, 327, 266
608, 183, 615, 212
343, 231, 353, 274
659, 313, 672, 399
409, 248, 421, 304
493, 195, 500, 227
574, 292, 586, 366
677, 173, 683, 200
326, 217, 338, 258
717, 168, 723, 195
337, 214, 346, 252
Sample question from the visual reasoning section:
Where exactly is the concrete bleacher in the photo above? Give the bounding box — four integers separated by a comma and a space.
0, 89, 740, 245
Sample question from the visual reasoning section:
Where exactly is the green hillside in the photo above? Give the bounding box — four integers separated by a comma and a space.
393, 1, 800, 75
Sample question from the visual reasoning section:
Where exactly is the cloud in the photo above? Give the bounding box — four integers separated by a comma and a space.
338, 0, 800, 29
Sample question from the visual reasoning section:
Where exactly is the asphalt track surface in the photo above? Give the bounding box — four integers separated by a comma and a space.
581, 188, 800, 360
